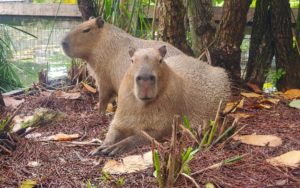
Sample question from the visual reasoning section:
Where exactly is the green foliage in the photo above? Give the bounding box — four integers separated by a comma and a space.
153, 149, 163, 187
180, 147, 199, 175
86, 179, 97, 188
267, 68, 286, 85
0, 24, 23, 93
182, 115, 190, 129
115, 177, 125, 186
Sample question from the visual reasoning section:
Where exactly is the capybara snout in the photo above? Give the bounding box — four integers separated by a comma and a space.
135, 72, 157, 101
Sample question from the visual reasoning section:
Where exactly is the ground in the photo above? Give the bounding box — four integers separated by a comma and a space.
0, 91, 300, 188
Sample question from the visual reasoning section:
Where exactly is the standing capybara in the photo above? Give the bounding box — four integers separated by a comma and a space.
62, 17, 183, 113
90, 46, 231, 156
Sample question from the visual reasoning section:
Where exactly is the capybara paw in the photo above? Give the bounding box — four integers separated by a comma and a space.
101, 144, 127, 156
88, 145, 108, 156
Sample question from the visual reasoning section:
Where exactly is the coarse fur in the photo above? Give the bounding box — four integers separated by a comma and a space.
90, 46, 231, 156
62, 17, 183, 113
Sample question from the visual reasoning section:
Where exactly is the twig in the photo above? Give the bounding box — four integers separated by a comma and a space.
181, 173, 200, 188
167, 115, 180, 187
191, 153, 247, 176
141, 130, 163, 148
0, 144, 12, 155
179, 124, 200, 145
218, 119, 245, 150
207, 100, 222, 145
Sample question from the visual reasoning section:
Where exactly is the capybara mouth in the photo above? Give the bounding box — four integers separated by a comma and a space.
139, 97, 153, 101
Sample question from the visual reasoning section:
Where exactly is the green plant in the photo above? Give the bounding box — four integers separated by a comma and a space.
115, 177, 125, 186
267, 68, 286, 85
0, 24, 23, 92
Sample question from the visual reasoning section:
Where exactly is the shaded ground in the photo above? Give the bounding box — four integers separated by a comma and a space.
0, 92, 300, 188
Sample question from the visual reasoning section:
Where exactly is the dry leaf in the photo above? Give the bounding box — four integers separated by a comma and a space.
45, 133, 80, 141
233, 134, 282, 147
289, 99, 300, 110
3, 96, 24, 108
241, 92, 262, 98
223, 99, 244, 114
246, 82, 262, 93
266, 150, 300, 168
12, 115, 34, 132
283, 89, 300, 99
82, 82, 97, 93
102, 151, 152, 174
255, 104, 272, 109
55, 91, 81, 99
230, 113, 253, 119
259, 98, 280, 105
106, 103, 114, 113
27, 161, 40, 168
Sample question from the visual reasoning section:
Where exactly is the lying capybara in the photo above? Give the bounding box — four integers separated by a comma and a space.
90, 46, 231, 156
62, 17, 183, 113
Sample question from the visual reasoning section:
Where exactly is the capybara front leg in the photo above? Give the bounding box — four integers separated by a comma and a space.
101, 135, 148, 156
89, 126, 124, 156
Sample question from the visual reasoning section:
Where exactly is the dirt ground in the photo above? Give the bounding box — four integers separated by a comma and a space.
0, 91, 300, 188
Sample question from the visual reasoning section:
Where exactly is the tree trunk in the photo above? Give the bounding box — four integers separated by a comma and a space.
245, 0, 274, 88
0, 92, 5, 112
77, 0, 98, 21
271, 0, 300, 90
209, 0, 252, 86
187, 0, 215, 56
158, 0, 193, 55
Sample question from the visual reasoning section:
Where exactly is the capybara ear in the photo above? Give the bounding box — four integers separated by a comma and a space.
158, 45, 167, 58
129, 47, 136, 58
89, 16, 95, 20
96, 17, 104, 28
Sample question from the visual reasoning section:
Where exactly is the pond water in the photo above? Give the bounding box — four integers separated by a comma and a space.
1, 16, 81, 87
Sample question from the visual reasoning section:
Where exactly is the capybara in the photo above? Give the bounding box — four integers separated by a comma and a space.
62, 17, 183, 113
90, 46, 231, 156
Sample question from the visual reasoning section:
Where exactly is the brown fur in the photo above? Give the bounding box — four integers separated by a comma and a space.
62, 17, 183, 113
90, 46, 231, 156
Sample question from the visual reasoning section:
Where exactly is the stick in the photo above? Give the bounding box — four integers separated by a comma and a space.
141, 130, 163, 148
179, 124, 200, 145
167, 115, 180, 188
181, 173, 200, 188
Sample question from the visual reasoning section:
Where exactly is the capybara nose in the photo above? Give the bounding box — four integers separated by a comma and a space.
136, 75, 155, 82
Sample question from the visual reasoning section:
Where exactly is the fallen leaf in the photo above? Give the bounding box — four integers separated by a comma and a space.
259, 98, 280, 105
44, 133, 80, 141
27, 161, 40, 168
82, 82, 97, 93
25, 132, 42, 139
12, 115, 34, 132
55, 90, 81, 99
102, 151, 152, 174
255, 104, 272, 109
223, 99, 244, 114
266, 150, 300, 168
20, 179, 37, 188
230, 113, 253, 119
241, 92, 262, 98
289, 99, 300, 110
283, 89, 300, 99
106, 103, 114, 113
3, 96, 24, 108
233, 134, 282, 147
246, 82, 262, 93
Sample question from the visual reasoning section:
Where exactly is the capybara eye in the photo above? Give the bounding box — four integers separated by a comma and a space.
131, 59, 134, 64
82, 28, 91, 33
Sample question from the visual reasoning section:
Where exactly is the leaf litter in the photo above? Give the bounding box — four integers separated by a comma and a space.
0, 90, 300, 187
